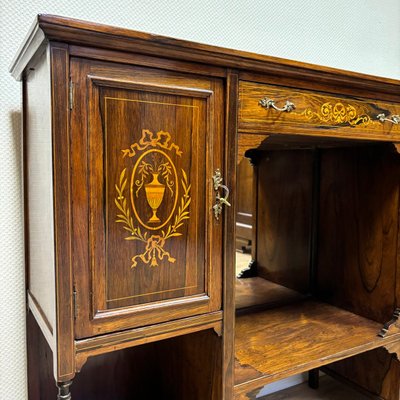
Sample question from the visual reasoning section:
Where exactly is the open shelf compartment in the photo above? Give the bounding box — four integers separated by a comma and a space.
234, 138, 400, 397
234, 298, 400, 395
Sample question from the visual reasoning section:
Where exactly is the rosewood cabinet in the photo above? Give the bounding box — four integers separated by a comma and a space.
11, 14, 400, 400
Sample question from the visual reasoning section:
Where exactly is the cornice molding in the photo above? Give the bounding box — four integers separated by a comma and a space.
10, 14, 400, 99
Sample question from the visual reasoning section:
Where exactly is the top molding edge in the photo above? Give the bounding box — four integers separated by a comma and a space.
9, 14, 400, 96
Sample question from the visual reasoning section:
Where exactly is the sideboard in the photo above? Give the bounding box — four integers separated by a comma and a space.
10, 15, 400, 400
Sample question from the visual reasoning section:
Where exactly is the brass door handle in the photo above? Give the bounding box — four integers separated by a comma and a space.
212, 169, 231, 220
377, 113, 400, 125
259, 97, 296, 112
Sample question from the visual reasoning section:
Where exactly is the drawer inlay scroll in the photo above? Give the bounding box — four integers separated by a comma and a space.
302, 102, 371, 127
115, 129, 191, 268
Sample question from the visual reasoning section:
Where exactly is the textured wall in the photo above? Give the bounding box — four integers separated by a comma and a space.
1, 1, 400, 398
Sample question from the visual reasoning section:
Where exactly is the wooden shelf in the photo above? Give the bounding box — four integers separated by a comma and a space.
235, 277, 307, 312
234, 299, 400, 396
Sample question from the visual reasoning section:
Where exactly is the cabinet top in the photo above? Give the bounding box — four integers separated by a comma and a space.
9, 14, 400, 95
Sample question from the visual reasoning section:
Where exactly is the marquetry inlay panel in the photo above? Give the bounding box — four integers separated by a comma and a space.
98, 91, 204, 310
115, 129, 191, 269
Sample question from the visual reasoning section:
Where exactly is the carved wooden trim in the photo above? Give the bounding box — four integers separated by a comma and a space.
392, 143, 400, 154
383, 342, 400, 361
74, 312, 223, 372
237, 133, 269, 164
213, 324, 223, 337
75, 354, 88, 373
237, 259, 257, 279
379, 308, 400, 360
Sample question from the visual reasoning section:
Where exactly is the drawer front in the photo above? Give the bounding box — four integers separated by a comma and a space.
239, 81, 400, 140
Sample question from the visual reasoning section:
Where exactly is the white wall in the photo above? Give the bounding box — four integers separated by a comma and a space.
1, 1, 399, 398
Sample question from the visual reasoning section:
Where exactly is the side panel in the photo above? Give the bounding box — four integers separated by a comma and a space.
25, 41, 75, 384
317, 145, 399, 323
50, 43, 75, 381
25, 46, 56, 341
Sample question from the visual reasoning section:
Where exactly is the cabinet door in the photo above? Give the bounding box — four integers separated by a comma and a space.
71, 59, 224, 338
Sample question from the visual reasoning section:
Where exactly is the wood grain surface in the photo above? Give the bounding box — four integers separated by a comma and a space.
256, 150, 313, 294
223, 70, 240, 400
235, 300, 400, 396
50, 42, 75, 382
235, 277, 306, 312
317, 145, 400, 323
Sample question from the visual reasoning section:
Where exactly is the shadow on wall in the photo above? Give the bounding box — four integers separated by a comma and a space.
10, 110, 23, 170
1, 109, 26, 397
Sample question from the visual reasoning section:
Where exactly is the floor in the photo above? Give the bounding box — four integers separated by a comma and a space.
260, 375, 372, 399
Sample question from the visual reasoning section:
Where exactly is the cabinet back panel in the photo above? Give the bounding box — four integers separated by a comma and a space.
256, 150, 313, 293
317, 145, 399, 323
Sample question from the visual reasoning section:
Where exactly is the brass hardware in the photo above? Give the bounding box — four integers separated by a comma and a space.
378, 308, 400, 338
213, 169, 231, 220
69, 79, 74, 110
73, 286, 77, 320
377, 113, 400, 125
259, 97, 295, 112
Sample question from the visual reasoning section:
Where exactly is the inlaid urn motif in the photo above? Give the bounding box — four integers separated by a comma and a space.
145, 173, 165, 223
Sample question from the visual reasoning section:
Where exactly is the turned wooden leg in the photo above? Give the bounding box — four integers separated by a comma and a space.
57, 381, 72, 400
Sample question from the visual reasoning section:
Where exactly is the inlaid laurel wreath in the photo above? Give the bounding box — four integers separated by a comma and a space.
115, 130, 191, 268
